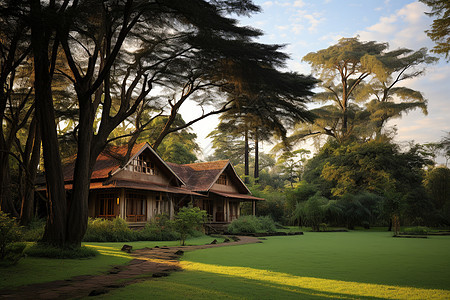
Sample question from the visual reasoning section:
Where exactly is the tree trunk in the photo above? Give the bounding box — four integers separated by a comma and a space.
254, 130, 259, 183
244, 128, 249, 184
31, 0, 67, 247
20, 116, 42, 225
66, 96, 94, 247
0, 161, 18, 217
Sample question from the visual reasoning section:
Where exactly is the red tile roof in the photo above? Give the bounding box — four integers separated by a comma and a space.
41, 143, 260, 200
62, 142, 148, 181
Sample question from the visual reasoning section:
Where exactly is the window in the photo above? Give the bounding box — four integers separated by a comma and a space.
97, 192, 117, 220
128, 154, 158, 175
126, 192, 147, 222
216, 173, 228, 185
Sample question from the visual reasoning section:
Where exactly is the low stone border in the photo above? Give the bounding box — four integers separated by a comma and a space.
393, 234, 428, 239
225, 231, 304, 237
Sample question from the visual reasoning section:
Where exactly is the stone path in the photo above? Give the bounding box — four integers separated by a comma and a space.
0, 236, 260, 299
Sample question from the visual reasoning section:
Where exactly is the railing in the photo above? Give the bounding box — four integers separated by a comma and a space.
97, 214, 116, 220
126, 214, 146, 222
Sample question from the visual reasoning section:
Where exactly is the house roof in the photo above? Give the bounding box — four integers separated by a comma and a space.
39, 142, 262, 201
36, 180, 203, 196
210, 191, 265, 201
60, 142, 184, 186
167, 160, 251, 194
61, 142, 147, 181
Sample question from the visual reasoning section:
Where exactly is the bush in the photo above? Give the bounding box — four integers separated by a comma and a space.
0, 211, 21, 262
227, 215, 277, 234
20, 218, 45, 242
83, 218, 136, 242
173, 206, 207, 246
137, 214, 178, 241
258, 215, 277, 232
25, 244, 98, 259
403, 226, 429, 235
0, 242, 27, 266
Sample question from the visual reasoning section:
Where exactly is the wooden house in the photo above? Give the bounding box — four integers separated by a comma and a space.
41, 142, 263, 227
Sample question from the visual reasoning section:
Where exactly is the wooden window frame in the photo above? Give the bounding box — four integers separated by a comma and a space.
126, 192, 147, 222
216, 173, 228, 185
97, 192, 117, 220
129, 154, 158, 175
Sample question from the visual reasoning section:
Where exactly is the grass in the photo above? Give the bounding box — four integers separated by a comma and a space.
101, 231, 450, 299
0, 235, 219, 290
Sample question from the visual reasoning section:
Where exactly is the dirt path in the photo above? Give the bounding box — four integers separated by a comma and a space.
0, 236, 260, 299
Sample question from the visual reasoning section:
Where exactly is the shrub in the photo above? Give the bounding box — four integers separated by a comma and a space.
0, 211, 21, 261
0, 242, 27, 266
173, 206, 207, 246
83, 218, 136, 242
403, 226, 429, 235
258, 215, 277, 232
25, 244, 98, 259
227, 215, 259, 234
20, 218, 45, 242
227, 215, 277, 234
137, 214, 178, 241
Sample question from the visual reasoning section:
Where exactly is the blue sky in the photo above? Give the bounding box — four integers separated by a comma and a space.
182, 0, 449, 160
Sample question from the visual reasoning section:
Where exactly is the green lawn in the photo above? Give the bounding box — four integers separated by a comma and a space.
0, 236, 218, 290
102, 231, 450, 299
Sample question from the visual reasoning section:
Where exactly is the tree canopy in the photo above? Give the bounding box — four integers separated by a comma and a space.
420, 0, 450, 61
295, 37, 437, 144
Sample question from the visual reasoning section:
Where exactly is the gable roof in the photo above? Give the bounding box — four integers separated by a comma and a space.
61, 142, 184, 186
167, 160, 251, 194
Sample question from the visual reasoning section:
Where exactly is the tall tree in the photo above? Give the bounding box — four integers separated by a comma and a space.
0, 2, 32, 217
420, 0, 450, 61
298, 37, 436, 144
209, 69, 317, 182
26, 0, 306, 248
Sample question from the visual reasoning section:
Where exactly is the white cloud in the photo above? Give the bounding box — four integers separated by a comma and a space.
293, 0, 305, 8
291, 24, 305, 34
305, 13, 324, 32
366, 15, 398, 35
276, 25, 289, 31
358, 1, 431, 50
291, 10, 325, 34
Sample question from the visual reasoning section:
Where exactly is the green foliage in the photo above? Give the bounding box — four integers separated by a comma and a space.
173, 206, 207, 246
83, 218, 136, 242
298, 37, 436, 143
83, 217, 180, 242
286, 181, 320, 211
0, 212, 21, 261
227, 215, 276, 234
424, 167, 450, 211
276, 149, 311, 187
20, 219, 45, 242
0, 243, 27, 266
25, 244, 98, 259
138, 214, 178, 241
420, 0, 450, 60
403, 226, 429, 235
293, 193, 330, 231
338, 194, 373, 230
249, 187, 287, 224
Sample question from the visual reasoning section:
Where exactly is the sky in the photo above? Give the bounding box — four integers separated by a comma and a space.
180, 0, 449, 160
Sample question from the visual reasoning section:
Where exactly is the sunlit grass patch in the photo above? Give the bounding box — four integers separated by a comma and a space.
181, 261, 450, 299
84, 244, 131, 259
